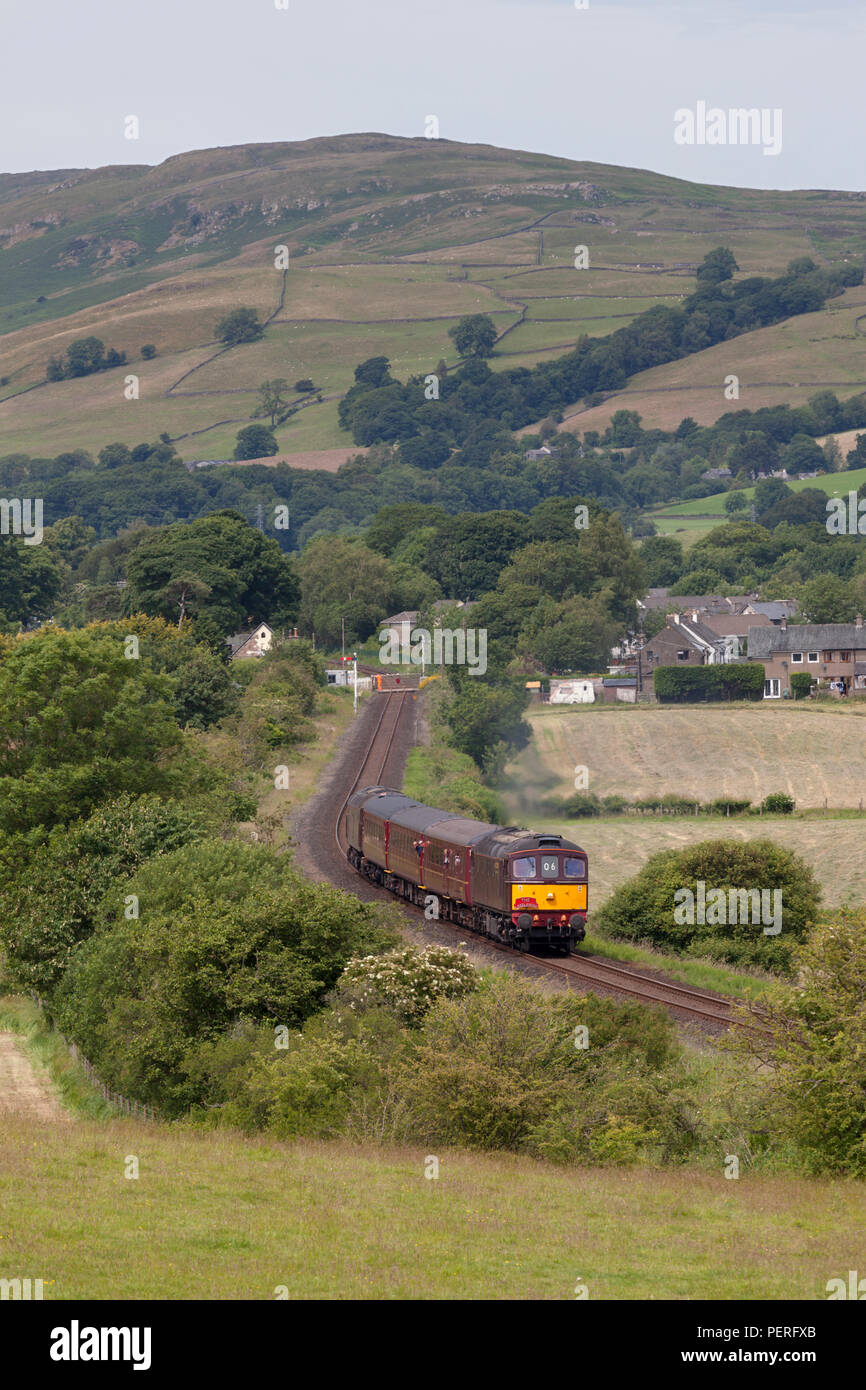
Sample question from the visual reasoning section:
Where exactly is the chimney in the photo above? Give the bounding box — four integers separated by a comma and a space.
691, 610, 699, 623
780, 616, 787, 631
672, 613, 680, 625
857, 614, 863, 630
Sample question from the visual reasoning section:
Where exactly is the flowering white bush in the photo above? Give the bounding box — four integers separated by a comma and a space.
338, 945, 478, 1026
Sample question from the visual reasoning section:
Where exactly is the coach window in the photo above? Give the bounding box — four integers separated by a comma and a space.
563, 857, 586, 879
512, 856, 536, 879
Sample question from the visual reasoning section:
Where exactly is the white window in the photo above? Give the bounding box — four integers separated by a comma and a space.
764, 678, 781, 698
791, 652, 803, 664
807, 652, 819, 663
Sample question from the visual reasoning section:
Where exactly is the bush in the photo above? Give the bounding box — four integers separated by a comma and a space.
559, 792, 602, 817
52, 841, 402, 1114
653, 664, 765, 703
0, 794, 206, 996
790, 672, 813, 699
732, 910, 866, 1174
761, 792, 795, 814
141, 344, 157, 360
593, 838, 820, 972
336, 946, 478, 1027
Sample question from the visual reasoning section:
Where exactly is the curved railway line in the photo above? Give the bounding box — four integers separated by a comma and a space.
329, 689, 761, 1033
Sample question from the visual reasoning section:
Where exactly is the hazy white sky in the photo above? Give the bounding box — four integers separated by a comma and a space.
2, 0, 864, 189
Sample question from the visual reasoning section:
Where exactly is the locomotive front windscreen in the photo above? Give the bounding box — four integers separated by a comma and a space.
511, 854, 586, 880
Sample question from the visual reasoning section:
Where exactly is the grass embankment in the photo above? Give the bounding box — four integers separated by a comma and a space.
1, 1116, 863, 1299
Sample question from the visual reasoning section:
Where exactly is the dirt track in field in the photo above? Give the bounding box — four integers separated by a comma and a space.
0, 1032, 69, 1123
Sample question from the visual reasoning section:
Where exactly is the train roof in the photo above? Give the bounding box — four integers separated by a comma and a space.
351, 787, 583, 856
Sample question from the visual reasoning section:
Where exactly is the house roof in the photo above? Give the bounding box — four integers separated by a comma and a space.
744, 600, 798, 620
747, 623, 866, 657
699, 613, 771, 637
382, 611, 419, 626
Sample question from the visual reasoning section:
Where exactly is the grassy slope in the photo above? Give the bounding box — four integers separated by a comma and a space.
2, 135, 866, 461
2, 1116, 863, 1299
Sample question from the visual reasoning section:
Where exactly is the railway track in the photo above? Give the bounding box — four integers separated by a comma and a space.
332, 690, 752, 1032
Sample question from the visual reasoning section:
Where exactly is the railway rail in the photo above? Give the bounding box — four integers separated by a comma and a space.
332, 690, 757, 1032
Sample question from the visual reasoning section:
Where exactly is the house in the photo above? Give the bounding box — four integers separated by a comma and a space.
747, 616, 866, 698
642, 614, 727, 670
525, 445, 559, 461
226, 622, 274, 660
379, 611, 420, 643
700, 466, 732, 481
741, 599, 798, 625
697, 611, 772, 659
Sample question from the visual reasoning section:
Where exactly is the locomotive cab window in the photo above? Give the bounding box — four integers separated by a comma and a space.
563, 856, 586, 879
512, 855, 536, 879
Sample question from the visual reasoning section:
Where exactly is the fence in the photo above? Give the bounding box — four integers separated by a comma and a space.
28, 994, 156, 1122
68, 1044, 157, 1123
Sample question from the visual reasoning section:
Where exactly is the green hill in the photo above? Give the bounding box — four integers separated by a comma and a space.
2, 133, 866, 462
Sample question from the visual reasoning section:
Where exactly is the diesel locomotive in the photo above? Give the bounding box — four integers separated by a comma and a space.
345, 785, 588, 953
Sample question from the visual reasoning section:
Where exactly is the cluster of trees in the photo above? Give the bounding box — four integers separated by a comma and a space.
47, 336, 127, 381
337, 252, 862, 450
0, 506, 300, 640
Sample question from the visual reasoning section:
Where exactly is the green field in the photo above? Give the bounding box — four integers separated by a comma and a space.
4, 133, 866, 462
2, 1112, 863, 1299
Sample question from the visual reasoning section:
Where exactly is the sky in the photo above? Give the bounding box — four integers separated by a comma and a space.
2, 0, 865, 190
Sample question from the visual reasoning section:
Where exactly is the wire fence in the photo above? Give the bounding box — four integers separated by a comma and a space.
29, 994, 156, 1122
68, 1044, 157, 1123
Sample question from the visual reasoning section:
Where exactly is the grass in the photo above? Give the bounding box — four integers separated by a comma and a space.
651, 464, 866, 521
578, 932, 783, 1002
5, 133, 866, 461
1, 1115, 864, 1298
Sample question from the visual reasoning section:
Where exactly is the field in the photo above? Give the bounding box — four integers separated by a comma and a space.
2, 1113, 863, 1299
502, 704, 866, 910
3, 134, 866, 462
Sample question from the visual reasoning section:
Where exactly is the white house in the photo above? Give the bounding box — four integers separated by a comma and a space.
226, 622, 274, 660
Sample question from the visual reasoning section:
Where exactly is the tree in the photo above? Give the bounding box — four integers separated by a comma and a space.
234, 424, 278, 460
296, 537, 394, 646
294, 378, 315, 392
125, 511, 299, 635
215, 307, 264, 346
52, 841, 400, 1114
846, 433, 866, 470
796, 574, 855, 624
0, 536, 62, 627
257, 379, 291, 427
0, 629, 182, 833
0, 793, 205, 996
141, 344, 157, 359
696, 247, 739, 287
353, 356, 392, 388
65, 336, 106, 377
724, 491, 749, 516
448, 314, 497, 359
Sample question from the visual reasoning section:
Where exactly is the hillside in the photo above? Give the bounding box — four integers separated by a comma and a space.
3, 134, 866, 462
